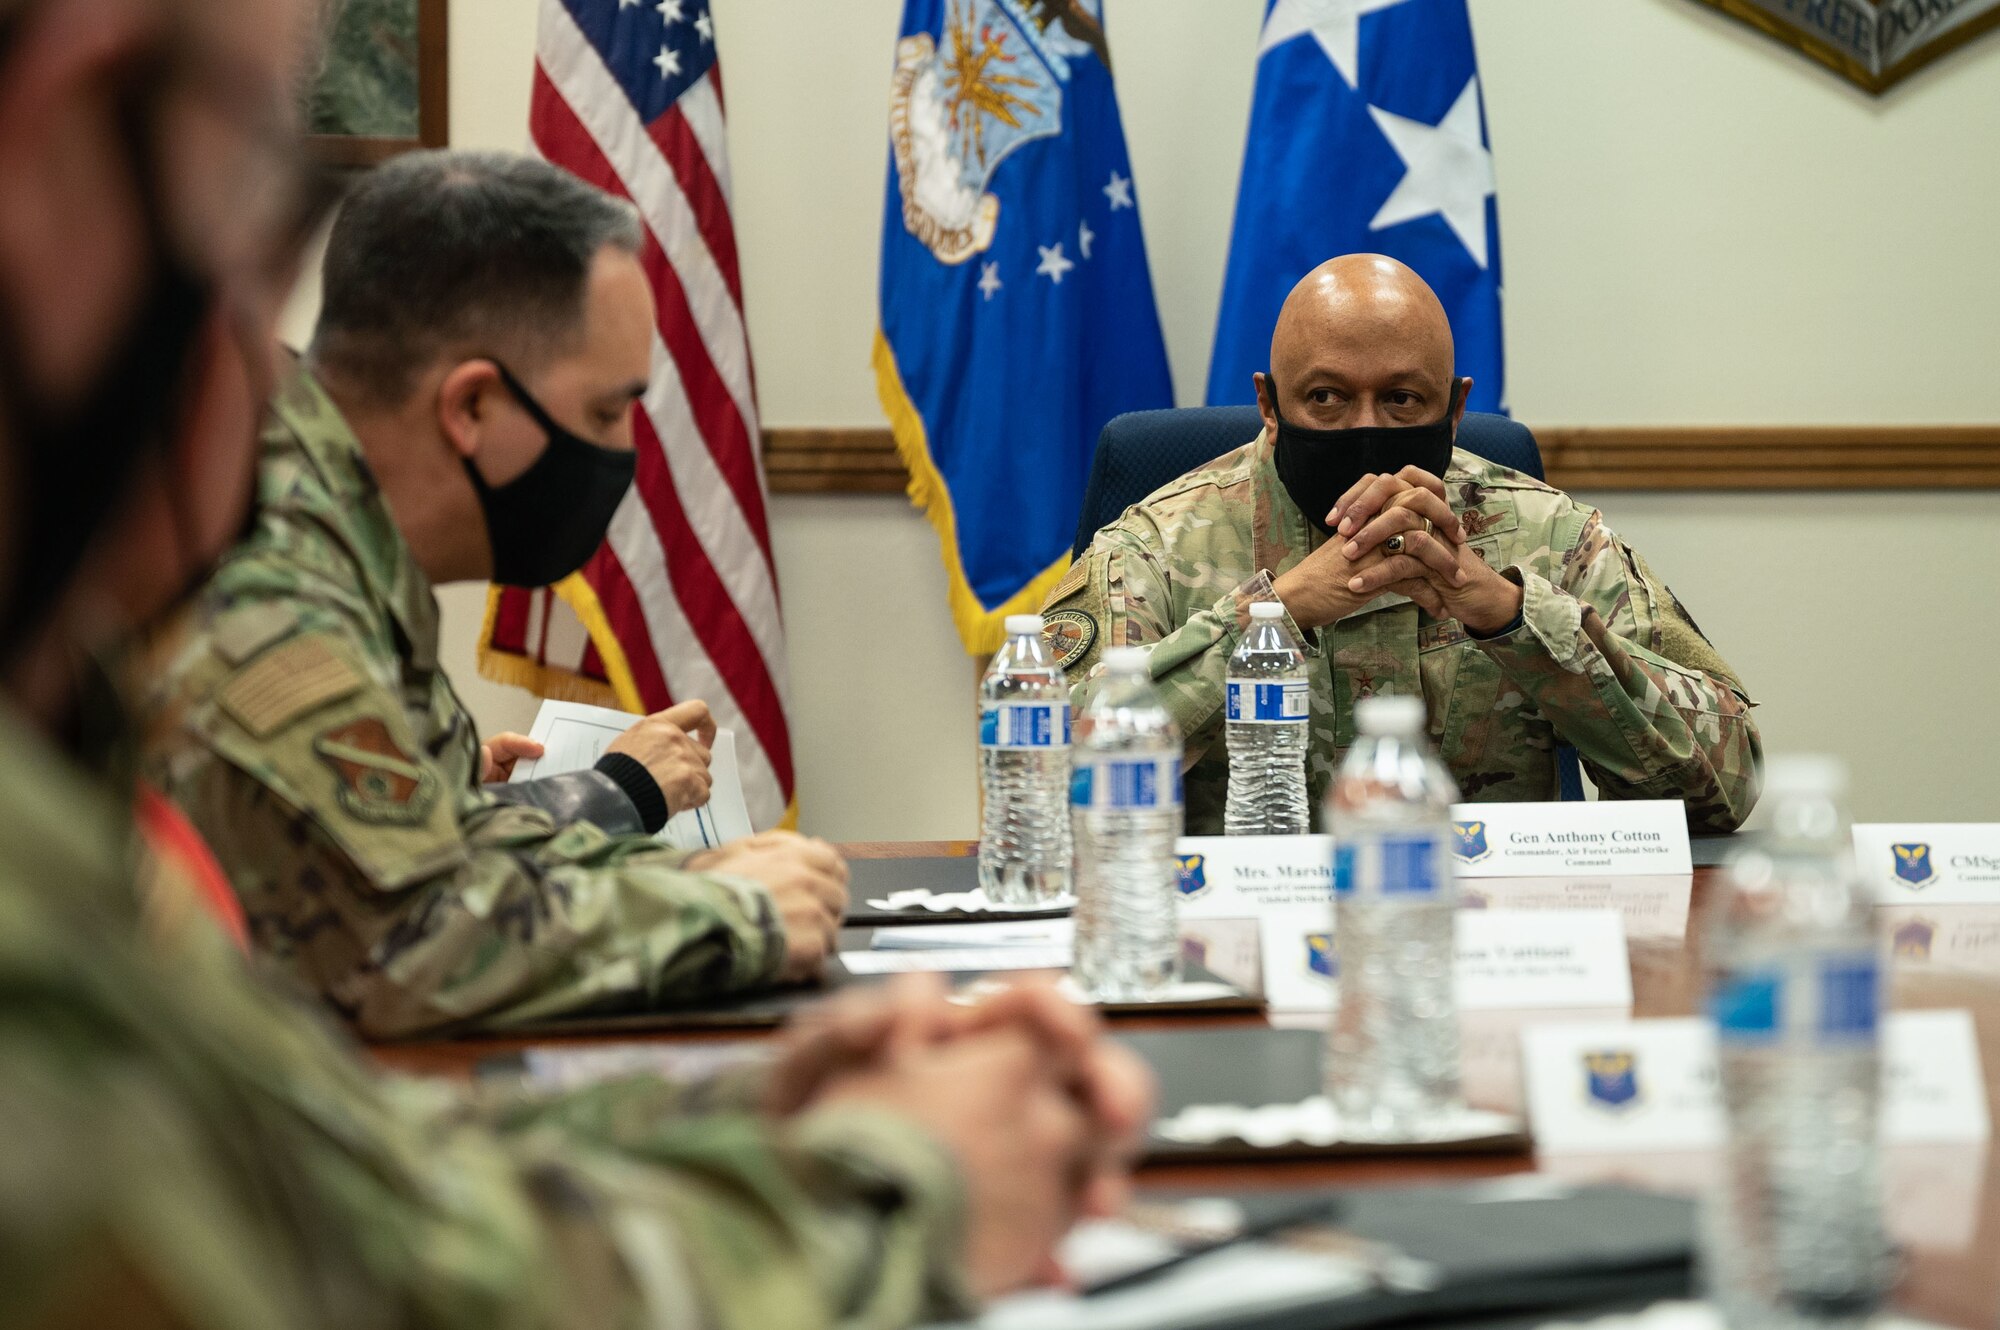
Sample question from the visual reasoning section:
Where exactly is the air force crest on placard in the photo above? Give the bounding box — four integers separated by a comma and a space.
1893, 842, 1938, 888
1452, 820, 1492, 864
1175, 853, 1209, 900
1691, 0, 2000, 95
1306, 932, 1338, 980
1583, 1051, 1640, 1112
888, 0, 1107, 263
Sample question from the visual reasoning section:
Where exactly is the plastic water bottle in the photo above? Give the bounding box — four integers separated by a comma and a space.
1325, 694, 1462, 1139
1703, 756, 1892, 1330
1225, 601, 1311, 836
978, 614, 1074, 905
1071, 646, 1184, 1000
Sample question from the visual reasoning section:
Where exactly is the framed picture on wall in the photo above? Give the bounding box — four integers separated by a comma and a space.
306, 0, 449, 168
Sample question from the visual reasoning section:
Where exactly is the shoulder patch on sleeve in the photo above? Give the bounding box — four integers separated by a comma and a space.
313, 716, 439, 825
1044, 609, 1097, 670
219, 636, 363, 738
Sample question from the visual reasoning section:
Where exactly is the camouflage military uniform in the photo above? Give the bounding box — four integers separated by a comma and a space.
144, 370, 785, 1039
1047, 433, 1760, 834
0, 701, 972, 1329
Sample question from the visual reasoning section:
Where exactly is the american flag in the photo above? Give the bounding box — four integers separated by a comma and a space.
481, 0, 795, 829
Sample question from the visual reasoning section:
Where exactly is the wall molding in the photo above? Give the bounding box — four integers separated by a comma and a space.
763, 425, 2000, 495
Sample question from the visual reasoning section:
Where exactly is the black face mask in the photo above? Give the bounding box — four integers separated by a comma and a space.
468, 363, 637, 589
0, 56, 215, 661
1263, 377, 1464, 535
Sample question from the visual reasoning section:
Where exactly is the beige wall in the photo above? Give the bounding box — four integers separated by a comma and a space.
290, 0, 2000, 836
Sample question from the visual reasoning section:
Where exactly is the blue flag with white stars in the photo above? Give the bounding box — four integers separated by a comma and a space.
875, 0, 1172, 654
1206, 0, 1505, 414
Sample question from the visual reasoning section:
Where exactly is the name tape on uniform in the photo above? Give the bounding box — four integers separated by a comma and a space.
1521, 1010, 1990, 1156
1854, 824, 2000, 905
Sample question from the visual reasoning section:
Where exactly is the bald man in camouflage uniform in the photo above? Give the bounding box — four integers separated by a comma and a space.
1049, 256, 1759, 834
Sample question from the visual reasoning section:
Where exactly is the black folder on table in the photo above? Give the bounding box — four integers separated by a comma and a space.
1055, 1182, 1693, 1330
1117, 1027, 1528, 1160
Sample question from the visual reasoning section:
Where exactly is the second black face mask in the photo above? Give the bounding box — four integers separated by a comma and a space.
1264, 378, 1463, 535
467, 364, 637, 589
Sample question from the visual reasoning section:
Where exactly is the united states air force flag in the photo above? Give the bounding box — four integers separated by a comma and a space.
1207, 0, 1504, 414
876, 0, 1172, 654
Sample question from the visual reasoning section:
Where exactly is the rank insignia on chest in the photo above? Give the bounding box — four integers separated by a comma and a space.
1174, 853, 1208, 899
1892, 842, 1937, 888
314, 717, 438, 825
1452, 820, 1491, 864
1582, 1050, 1640, 1111
1306, 932, 1337, 980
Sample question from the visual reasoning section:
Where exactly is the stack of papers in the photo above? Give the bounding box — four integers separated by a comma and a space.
509, 700, 754, 851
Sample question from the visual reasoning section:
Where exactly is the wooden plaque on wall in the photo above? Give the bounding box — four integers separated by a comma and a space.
305, 0, 449, 169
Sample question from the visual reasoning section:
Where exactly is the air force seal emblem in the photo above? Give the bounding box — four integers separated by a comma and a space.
887, 0, 1107, 263
1306, 932, 1337, 980
1582, 1050, 1640, 1112
1452, 820, 1491, 864
1175, 853, 1209, 899
1892, 842, 1938, 888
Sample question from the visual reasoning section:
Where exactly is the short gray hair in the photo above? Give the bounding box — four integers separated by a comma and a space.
310, 150, 644, 404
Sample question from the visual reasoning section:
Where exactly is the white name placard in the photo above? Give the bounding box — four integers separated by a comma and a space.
1173, 835, 1332, 918
1447, 800, 1692, 878
1256, 908, 1630, 1014
1854, 824, 2000, 905
1455, 909, 1633, 1011
1522, 1010, 1990, 1156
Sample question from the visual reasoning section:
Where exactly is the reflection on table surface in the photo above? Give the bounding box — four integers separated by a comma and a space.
369, 841, 2000, 1330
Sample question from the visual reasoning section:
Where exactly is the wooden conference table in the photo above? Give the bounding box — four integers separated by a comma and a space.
373, 841, 2000, 1330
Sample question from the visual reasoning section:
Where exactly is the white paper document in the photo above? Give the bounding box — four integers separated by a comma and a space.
1854, 823, 2000, 904
1522, 1010, 1991, 1156
508, 699, 753, 851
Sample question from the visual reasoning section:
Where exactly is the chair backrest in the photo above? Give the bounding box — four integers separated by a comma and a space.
1071, 407, 1546, 560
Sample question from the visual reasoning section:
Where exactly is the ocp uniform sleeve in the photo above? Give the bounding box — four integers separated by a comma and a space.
1046, 525, 1308, 765
1471, 509, 1762, 831
155, 621, 787, 1040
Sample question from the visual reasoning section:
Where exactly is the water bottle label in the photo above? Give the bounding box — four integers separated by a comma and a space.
1710, 969, 1782, 1042
1226, 680, 1309, 723
1711, 955, 1880, 1044
1332, 833, 1442, 897
979, 702, 1070, 749
1070, 757, 1182, 810
1817, 954, 1880, 1039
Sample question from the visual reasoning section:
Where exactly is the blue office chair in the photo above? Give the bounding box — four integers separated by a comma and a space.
1070, 406, 1587, 802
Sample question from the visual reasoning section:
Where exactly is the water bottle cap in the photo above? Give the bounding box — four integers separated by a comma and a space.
1763, 754, 1848, 799
1249, 601, 1286, 621
1355, 694, 1424, 736
1102, 645, 1150, 674
1005, 614, 1044, 636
